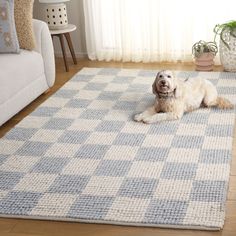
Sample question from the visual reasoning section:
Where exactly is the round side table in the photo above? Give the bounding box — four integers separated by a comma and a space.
50, 24, 77, 72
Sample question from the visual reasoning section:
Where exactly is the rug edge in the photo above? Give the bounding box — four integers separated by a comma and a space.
0, 214, 222, 231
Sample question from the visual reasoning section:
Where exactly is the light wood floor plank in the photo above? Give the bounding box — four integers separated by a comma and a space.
228, 176, 236, 200
0, 218, 18, 234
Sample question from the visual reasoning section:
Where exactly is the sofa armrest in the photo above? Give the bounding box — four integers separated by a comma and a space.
33, 19, 55, 87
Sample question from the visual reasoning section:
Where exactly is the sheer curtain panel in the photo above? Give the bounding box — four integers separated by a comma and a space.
83, 0, 236, 63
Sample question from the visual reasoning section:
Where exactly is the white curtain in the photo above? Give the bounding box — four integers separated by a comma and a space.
83, 0, 236, 63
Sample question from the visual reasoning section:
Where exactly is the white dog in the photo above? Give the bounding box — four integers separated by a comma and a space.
134, 70, 233, 124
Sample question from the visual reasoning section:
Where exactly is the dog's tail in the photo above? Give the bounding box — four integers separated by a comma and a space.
214, 97, 234, 109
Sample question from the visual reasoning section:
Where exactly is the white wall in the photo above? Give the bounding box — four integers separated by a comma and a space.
33, 0, 87, 58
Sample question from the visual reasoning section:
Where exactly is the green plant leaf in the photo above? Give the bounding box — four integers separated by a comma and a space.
192, 40, 218, 58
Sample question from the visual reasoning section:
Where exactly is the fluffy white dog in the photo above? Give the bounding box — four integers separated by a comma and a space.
134, 70, 233, 124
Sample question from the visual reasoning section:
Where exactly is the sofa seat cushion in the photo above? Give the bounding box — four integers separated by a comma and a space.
0, 49, 45, 105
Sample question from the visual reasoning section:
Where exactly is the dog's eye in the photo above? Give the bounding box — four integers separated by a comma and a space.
167, 75, 171, 78
159, 75, 163, 78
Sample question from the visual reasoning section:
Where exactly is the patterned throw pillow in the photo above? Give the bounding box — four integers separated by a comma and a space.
14, 0, 35, 50
0, 0, 20, 53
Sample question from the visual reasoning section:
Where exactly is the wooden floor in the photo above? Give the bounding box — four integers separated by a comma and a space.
0, 58, 235, 236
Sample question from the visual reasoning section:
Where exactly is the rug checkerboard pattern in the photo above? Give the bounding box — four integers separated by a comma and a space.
0, 68, 235, 230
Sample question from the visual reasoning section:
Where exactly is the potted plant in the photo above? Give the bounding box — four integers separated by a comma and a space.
214, 20, 236, 72
192, 40, 218, 71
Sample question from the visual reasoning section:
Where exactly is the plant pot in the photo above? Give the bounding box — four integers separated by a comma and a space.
195, 53, 214, 71
219, 28, 236, 72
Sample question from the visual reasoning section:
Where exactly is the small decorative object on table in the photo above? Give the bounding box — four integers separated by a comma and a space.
39, 0, 70, 30
192, 40, 218, 71
214, 20, 236, 72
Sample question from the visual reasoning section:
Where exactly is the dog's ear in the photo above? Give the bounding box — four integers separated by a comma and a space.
174, 80, 183, 98
152, 72, 160, 95
152, 78, 158, 95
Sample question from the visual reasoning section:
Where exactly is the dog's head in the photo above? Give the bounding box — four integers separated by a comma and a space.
152, 70, 181, 97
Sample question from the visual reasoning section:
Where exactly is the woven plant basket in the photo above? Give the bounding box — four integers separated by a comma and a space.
220, 28, 236, 72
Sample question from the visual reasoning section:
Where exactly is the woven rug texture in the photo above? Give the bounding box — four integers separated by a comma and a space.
0, 68, 235, 230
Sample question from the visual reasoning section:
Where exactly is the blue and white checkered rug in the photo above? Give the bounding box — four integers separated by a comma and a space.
0, 68, 235, 230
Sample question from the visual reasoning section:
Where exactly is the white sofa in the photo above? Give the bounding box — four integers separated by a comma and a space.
0, 19, 55, 126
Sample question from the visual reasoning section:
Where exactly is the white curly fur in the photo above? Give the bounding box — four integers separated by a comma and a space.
134, 70, 233, 124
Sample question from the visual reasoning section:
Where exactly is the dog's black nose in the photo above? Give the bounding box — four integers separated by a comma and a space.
160, 80, 166, 85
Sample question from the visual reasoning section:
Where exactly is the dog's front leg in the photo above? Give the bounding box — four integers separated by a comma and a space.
143, 110, 184, 124
134, 106, 157, 122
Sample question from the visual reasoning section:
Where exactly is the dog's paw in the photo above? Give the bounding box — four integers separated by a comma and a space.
134, 113, 143, 122
143, 116, 154, 124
